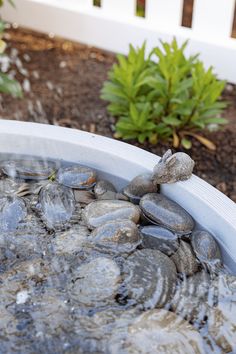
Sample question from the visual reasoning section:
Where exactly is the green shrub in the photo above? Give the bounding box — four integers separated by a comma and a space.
101, 39, 227, 149
0, 0, 22, 98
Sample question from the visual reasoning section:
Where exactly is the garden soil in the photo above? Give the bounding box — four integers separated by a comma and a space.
1, 28, 236, 202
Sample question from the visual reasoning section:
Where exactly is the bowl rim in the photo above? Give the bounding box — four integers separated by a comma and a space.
0, 120, 235, 269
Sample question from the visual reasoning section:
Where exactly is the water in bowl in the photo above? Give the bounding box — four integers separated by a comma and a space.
0, 154, 235, 354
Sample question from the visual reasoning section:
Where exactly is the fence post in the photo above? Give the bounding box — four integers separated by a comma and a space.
192, 0, 235, 38
146, 0, 184, 28
102, 0, 136, 17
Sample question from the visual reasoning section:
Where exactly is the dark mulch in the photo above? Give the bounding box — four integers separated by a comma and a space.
1, 28, 236, 202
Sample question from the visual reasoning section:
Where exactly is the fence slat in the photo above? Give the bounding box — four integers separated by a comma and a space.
102, 0, 136, 17
36, 0, 93, 11
146, 0, 183, 28
192, 0, 235, 38
2, 0, 236, 82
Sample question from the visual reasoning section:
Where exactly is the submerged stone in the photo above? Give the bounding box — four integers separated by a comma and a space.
140, 193, 195, 235
56, 165, 96, 189
0, 155, 233, 353
170, 271, 211, 323
1, 159, 56, 180
52, 226, 89, 255
108, 309, 206, 354
73, 190, 95, 204
83, 200, 140, 229
123, 248, 177, 309
0, 178, 29, 196
94, 180, 116, 199
71, 257, 121, 306
0, 195, 27, 232
141, 225, 179, 256
38, 182, 75, 230
208, 304, 236, 353
123, 173, 157, 204
213, 274, 236, 306
171, 240, 199, 276
191, 230, 222, 270
90, 220, 141, 254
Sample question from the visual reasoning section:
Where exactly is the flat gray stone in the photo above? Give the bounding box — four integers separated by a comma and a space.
140, 193, 195, 235
83, 200, 140, 229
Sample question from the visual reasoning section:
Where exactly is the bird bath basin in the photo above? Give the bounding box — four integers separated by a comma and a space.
0, 119, 235, 274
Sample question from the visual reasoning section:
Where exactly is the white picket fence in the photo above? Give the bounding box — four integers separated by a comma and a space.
2, 0, 236, 82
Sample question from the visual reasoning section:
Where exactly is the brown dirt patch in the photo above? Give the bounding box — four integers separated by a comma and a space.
1, 28, 236, 202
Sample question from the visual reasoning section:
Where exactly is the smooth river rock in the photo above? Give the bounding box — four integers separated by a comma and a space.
208, 304, 236, 353
38, 182, 75, 230
52, 226, 89, 255
123, 173, 158, 204
191, 230, 222, 270
71, 257, 121, 306
94, 180, 116, 199
171, 240, 199, 276
83, 200, 140, 229
0, 195, 27, 232
141, 225, 179, 256
108, 309, 206, 354
123, 248, 177, 309
56, 165, 96, 189
90, 220, 141, 254
170, 271, 211, 323
140, 193, 195, 235
1, 159, 56, 180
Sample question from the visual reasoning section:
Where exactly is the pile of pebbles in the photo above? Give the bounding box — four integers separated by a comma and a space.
0, 150, 235, 354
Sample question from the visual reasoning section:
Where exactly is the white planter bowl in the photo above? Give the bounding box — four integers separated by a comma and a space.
0, 120, 236, 273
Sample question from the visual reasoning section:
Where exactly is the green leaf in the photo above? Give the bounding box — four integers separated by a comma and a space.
203, 117, 228, 125
0, 73, 22, 97
162, 116, 181, 126
0, 19, 5, 33
129, 103, 139, 123
100, 37, 227, 146
181, 138, 192, 149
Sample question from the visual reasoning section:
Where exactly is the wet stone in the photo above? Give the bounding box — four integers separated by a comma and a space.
213, 274, 236, 306
83, 200, 140, 229
123, 248, 177, 309
56, 165, 96, 189
0, 178, 29, 196
140, 193, 195, 235
0, 232, 44, 262
70, 308, 131, 353
38, 183, 75, 230
123, 173, 157, 204
171, 240, 199, 276
73, 190, 95, 205
170, 271, 211, 323
208, 304, 236, 353
1, 159, 56, 180
52, 226, 89, 255
30, 291, 71, 337
0, 155, 235, 353
191, 230, 222, 270
141, 225, 179, 256
71, 257, 121, 306
89, 220, 141, 254
0, 195, 27, 233
94, 179, 116, 199
108, 309, 206, 354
